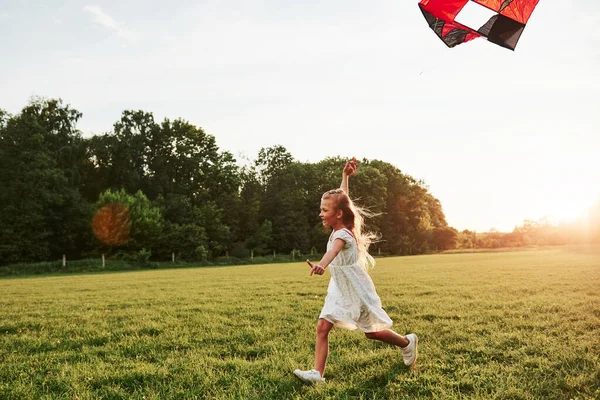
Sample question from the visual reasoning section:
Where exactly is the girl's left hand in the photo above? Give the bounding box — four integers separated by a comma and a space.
306, 259, 325, 276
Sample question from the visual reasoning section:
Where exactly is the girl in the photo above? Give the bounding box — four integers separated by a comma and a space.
294, 160, 418, 384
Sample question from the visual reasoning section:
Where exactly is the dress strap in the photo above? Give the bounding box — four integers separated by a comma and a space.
329, 228, 354, 242
341, 227, 355, 238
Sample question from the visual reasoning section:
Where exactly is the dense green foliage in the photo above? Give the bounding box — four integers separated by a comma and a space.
1, 247, 599, 399
1, 98, 598, 265
0, 99, 453, 265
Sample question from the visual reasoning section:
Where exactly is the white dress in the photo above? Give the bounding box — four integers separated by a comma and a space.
319, 228, 393, 333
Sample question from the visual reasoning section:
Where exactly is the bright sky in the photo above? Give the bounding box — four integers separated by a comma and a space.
1, 1, 599, 232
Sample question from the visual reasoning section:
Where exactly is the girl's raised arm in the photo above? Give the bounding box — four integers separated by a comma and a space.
340, 159, 357, 194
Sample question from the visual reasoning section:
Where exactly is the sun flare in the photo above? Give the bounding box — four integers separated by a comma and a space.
546, 200, 589, 225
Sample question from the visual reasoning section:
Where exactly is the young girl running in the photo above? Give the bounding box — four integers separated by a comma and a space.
294, 160, 418, 384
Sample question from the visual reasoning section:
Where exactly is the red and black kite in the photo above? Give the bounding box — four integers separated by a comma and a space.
418, 0, 540, 50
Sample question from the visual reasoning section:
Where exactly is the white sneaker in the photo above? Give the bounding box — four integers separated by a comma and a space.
293, 369, 325, 384
401, 333, 418, 366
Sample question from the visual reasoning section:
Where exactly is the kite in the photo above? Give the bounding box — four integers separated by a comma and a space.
418, 0, 540, 50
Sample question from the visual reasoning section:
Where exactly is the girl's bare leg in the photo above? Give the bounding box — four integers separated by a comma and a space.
315, 318, 334, 376
364, 329, 410, 348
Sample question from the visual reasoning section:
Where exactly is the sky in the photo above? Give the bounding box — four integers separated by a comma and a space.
1, 0, 599, 232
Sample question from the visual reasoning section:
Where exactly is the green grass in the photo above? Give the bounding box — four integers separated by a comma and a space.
1, 246, 599, 399
0, 254, 323, 277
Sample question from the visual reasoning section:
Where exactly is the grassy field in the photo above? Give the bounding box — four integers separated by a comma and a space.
1, 246, 599, 399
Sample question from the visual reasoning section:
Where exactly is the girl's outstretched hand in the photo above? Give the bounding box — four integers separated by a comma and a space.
306, 259, 325, 276
343, 158, 358, 176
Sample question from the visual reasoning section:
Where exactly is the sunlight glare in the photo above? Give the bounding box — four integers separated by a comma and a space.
545, 197, 594, 226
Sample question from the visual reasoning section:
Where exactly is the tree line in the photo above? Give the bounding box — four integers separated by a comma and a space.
0, 98, 597, 266
454, 213, 600, 250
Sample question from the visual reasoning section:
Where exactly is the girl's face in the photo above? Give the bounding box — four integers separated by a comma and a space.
320, 197, 342, 228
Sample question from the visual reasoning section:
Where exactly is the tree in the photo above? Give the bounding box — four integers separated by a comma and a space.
156, 198, 209, 261
83, 112, 241, 257
0, 98, 91, 264
456, 229, 477, 249
260, 161, 310, 253
430, 226, 458, 251
93, 189, 162, 256
246, 219, 273, 256
255, 145, 294, 185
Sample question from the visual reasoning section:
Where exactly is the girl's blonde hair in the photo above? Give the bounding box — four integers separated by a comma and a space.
322, 189, 378, 270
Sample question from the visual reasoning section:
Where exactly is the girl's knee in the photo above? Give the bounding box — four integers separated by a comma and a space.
316, 319, 333, 337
